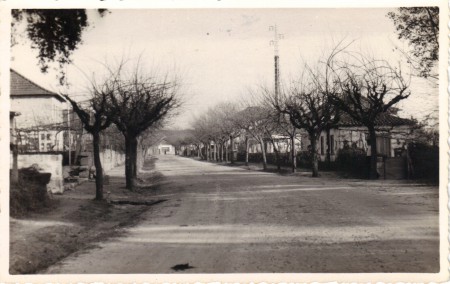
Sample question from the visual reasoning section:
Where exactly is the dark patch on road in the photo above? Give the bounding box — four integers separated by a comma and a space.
171, 263, 195, 271
110, 199, 167, 206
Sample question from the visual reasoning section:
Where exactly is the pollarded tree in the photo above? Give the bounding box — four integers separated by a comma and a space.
234, 106, 272, 171
328, 55, 410, 179
107, 64, 182, 189
64, 81, 115, 200
270, 60, 341, 177
192, 113, 214, 160
279, 85, 340, 177
213, 102, 241, 163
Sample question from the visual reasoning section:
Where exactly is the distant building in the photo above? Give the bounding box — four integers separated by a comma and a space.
148, 138, 176, 155
157, 140, 176, 155
10, 69, 69, 152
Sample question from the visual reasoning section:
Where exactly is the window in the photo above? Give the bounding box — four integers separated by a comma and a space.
376, 137, 391, 157
330, 135, 335, 155
41, 133, 45, 140
320, 136, 324, 155
47, 133, 51, 140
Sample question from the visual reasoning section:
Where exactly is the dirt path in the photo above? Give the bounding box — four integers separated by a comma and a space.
43, 155, 439, 273
9, 159, 161, 274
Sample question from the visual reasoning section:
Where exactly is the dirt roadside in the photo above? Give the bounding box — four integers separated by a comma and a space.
9, 157, 164, 274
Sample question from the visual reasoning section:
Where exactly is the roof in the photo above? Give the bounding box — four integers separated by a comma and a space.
338, 112, 416, 127
10, 69, 66, 102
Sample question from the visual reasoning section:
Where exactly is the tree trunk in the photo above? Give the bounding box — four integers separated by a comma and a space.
325, 128, 331, 165
92, 132, 104, 200
368, 126, 378, 179
221, 142, 224, 162
131, 137, 138, 177
260, 139, 268, 171
225, 141, 229, 163
245, 137, 249, 166
310, 135, 319, 177
124, 135, 138, 190
207, 143, 211, 161
73, 129, 83, 166
230, 136, 235, 164
11, 144, 19, 185
270, 139, 281, 172
214, 140, 218, 161
290, 134, 297, 173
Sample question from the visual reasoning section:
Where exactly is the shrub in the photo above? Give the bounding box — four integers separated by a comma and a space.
408, 142, 439, 182
335, 148, 369, 178
296, 151, 312, 169
10, 168, 52, 217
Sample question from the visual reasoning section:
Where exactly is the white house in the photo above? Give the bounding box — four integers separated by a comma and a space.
308, 112, 416, 162
10, 69, 68, 152
157, 140, 176, 155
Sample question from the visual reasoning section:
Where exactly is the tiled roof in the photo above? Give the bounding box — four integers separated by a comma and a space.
10, 69, 65, 101
338, 112, 415, 127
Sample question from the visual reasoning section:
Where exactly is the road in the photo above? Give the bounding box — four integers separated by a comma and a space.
44, 155, 439, 273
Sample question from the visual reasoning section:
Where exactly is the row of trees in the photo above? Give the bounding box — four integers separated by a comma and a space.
65, 62, 182, 200
179, 6, 440, 179
182, 44, 413, 179
186, 101, 299, 173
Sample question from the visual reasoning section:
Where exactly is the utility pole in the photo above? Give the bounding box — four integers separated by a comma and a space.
269, 25, 284, 96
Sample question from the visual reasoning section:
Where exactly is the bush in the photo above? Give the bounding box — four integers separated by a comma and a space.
408, 142, 439, 182
335, 148, 369, 178
296, 151, 312, 169
10, 168, 52, 217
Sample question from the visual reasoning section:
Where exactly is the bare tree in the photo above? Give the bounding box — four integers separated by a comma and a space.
234, 106, 271, 171
212, 102, 241, 163
270, 63, 341, 177
328, 55, 411, 179
64, 84, 115, 200
106, 63, 183, 189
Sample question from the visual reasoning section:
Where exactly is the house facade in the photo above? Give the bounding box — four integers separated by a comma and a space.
10, 69, 69, 152
307, 112, 416, 163
148, 139, 176, 155
157, 140, 176, 155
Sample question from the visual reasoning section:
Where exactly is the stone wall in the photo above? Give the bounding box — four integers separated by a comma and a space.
12, 153, 63, 193
79, 149, 125, 174
100, 149, 126, 172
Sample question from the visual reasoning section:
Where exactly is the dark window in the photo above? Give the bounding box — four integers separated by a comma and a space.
330, 135, 335, 155
376, 137, 391, 157
320, 136, 324, 155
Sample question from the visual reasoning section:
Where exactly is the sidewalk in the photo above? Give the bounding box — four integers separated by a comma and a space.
184, 156, 341, 179
10, 159, 163, 274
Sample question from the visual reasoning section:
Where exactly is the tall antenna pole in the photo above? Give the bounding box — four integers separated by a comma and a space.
269, 25, 284, 97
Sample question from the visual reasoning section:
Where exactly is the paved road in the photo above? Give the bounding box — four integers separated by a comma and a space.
45, 155, 439, 273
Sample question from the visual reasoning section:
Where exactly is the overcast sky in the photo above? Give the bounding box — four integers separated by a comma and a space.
11, 8, 438, 128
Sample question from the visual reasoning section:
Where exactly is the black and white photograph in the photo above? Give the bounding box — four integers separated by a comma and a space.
2, 1, 448, 282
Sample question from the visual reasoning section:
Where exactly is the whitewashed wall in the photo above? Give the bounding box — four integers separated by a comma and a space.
12, 153, 64, 193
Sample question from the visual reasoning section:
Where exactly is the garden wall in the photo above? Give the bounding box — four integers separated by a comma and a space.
12, 153, 63, 193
